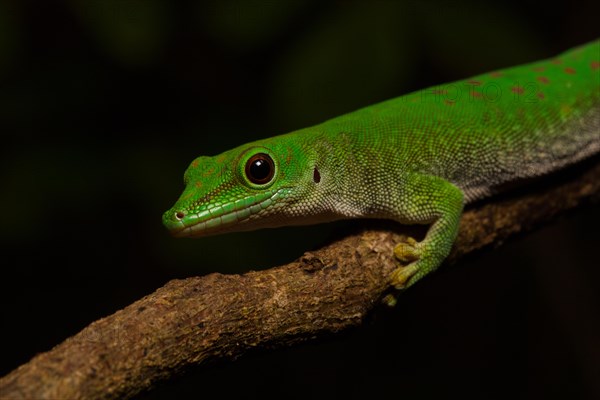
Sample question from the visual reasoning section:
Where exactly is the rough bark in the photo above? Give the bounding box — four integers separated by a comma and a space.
1, 160, 598, 400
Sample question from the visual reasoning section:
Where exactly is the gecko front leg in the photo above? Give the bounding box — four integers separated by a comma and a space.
388, 173, 464, 289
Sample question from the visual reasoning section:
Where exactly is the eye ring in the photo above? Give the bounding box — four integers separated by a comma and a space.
245, 153, 275, 185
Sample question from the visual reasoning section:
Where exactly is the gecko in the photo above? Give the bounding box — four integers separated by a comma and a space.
163, 40, 600, 290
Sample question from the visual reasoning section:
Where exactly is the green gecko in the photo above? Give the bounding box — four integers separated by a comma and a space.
163, 40, 600, 290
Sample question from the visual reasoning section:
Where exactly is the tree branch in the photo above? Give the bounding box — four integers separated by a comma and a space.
1, 160, 599, 400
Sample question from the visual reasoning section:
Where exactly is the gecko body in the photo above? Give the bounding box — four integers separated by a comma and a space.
164, 40, 600, 289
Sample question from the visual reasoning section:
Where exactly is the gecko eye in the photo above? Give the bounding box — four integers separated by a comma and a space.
245, 153, 275, 185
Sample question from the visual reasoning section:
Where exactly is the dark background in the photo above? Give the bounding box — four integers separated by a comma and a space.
1, 1, 599, 399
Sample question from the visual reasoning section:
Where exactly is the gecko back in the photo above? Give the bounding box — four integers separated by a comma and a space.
315, 39, 600, 203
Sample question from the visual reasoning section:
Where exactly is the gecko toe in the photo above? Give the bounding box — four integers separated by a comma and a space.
390, 264, 419, 289
393, 237, 421, 263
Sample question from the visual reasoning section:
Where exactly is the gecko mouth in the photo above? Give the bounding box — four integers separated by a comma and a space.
166, 188, 287, 238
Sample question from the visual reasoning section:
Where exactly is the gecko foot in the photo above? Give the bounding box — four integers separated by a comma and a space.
391, 237, 422, 289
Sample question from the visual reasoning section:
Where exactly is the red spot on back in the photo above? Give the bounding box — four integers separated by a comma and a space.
444, 99, 455, 105
470, 91, 483, 98
467, 80, 481, 86
202, 167, 215, 177
591, 61, 600, 70
564, 67, 576, 74
489, 71, 503, 78
532, 66, 545, 72
431, 89, 448, 95
536, 76, 550, 84
536, 92, 545, 99
195, 181, 203, 188
551, 59, 562, 65
511, 86, 524, 95
191, 159, 199, 168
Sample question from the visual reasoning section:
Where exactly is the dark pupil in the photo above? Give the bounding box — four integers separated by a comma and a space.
250, 159, 270, 181
245, 153, 275, 184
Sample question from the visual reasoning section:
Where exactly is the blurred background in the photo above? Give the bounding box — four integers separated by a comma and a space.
1, 0, 599, 399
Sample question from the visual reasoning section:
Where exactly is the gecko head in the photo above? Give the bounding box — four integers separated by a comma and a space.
162, 138, 320, 238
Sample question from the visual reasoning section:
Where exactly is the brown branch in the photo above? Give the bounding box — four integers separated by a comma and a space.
1, 160, 599, 400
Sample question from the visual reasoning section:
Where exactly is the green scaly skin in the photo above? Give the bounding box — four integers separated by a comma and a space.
163, 40, 600, 289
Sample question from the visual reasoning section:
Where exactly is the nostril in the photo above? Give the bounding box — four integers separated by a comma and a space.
175, 211, 185, 221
